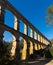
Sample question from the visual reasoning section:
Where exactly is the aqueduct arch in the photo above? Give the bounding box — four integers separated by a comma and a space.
0, 0, 51, 60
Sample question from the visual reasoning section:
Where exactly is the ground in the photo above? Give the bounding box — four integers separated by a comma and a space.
20, 58, 53, 65
45, 60, 53, 65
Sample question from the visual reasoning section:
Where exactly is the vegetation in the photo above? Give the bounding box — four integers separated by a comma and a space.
49, 39, 53, 57
0, 39, 53, 64
0, 40, 24, 65
46, 4, 53, 26
50, 38, 53, 43
0, 41, 10, 65
46, 4, 53, 58
45, 39, 53, 58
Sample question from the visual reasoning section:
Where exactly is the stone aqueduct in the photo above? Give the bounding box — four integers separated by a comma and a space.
0, 0, 51, 60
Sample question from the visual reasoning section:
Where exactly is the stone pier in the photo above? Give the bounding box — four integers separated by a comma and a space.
38, 34, 41, 50
30, 29, 33, 55
10, 16, 19, 59
0, 0, 5, 45
34, 32, 38, 50
21, 24, 28, 60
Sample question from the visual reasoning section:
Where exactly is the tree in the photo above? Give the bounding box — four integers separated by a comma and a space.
50, 38, 53, 44
49, 39, 53, 57
0, 41, 12, 65
46, 4, 53, 26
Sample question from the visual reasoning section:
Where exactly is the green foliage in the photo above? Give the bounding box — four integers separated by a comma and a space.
48, 39, 53, 57
46, 4, 53, 15
18, 39, 24, 49
50, 38, 53, 44
46, 4, 53, 26
0, 41, 11, 65
45, 50, 52, 58
43, 39, 53, 58
50, 46, 53, 57
0, 40, 23, 65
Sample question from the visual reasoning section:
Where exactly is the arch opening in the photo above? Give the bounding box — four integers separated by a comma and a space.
19, 20, 24, 34
3, 31, 13, 43
5, 10, 14, 28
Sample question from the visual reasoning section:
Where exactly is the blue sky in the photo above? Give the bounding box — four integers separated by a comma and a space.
3, 0, 53, 42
